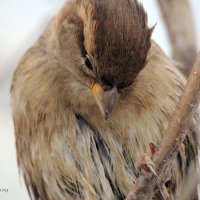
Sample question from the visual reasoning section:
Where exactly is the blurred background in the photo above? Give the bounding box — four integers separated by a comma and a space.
0, 0, 200, 199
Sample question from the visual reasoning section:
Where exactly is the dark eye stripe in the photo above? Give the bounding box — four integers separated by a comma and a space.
85, 54, 93, 70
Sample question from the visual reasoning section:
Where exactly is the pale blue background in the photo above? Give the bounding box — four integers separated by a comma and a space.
0, 1, 199, 199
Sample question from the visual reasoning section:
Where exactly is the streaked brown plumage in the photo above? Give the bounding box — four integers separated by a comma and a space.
11, 0, 198, 199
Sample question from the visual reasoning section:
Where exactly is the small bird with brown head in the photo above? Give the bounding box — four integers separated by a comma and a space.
11, 0, 197, 199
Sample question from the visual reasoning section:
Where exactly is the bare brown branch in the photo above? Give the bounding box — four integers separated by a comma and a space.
157, 0, 197, 76
125, 53, 200, 200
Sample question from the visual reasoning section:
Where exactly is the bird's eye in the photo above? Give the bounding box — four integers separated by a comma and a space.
85, 54, 93, 70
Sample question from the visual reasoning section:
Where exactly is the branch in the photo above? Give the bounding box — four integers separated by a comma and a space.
157, 0, 197, 76
125, 53, 200, 200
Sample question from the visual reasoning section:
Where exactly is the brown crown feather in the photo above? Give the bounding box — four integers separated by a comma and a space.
79, 0, 153, 88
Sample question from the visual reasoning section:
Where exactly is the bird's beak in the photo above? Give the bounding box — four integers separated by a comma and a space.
91, 83, 119, 120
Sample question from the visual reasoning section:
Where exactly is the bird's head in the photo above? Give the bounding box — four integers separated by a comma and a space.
54, 0, 153, 120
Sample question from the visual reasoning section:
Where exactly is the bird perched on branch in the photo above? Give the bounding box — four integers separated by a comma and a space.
11, 0, 197, 199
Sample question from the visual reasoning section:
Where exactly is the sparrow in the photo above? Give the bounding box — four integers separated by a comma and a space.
11, 0, 198, 199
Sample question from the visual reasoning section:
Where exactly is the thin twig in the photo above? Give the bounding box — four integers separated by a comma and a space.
157, 0, 197, 76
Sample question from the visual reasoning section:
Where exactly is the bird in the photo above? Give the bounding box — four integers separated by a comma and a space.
11, 0, 198, 199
